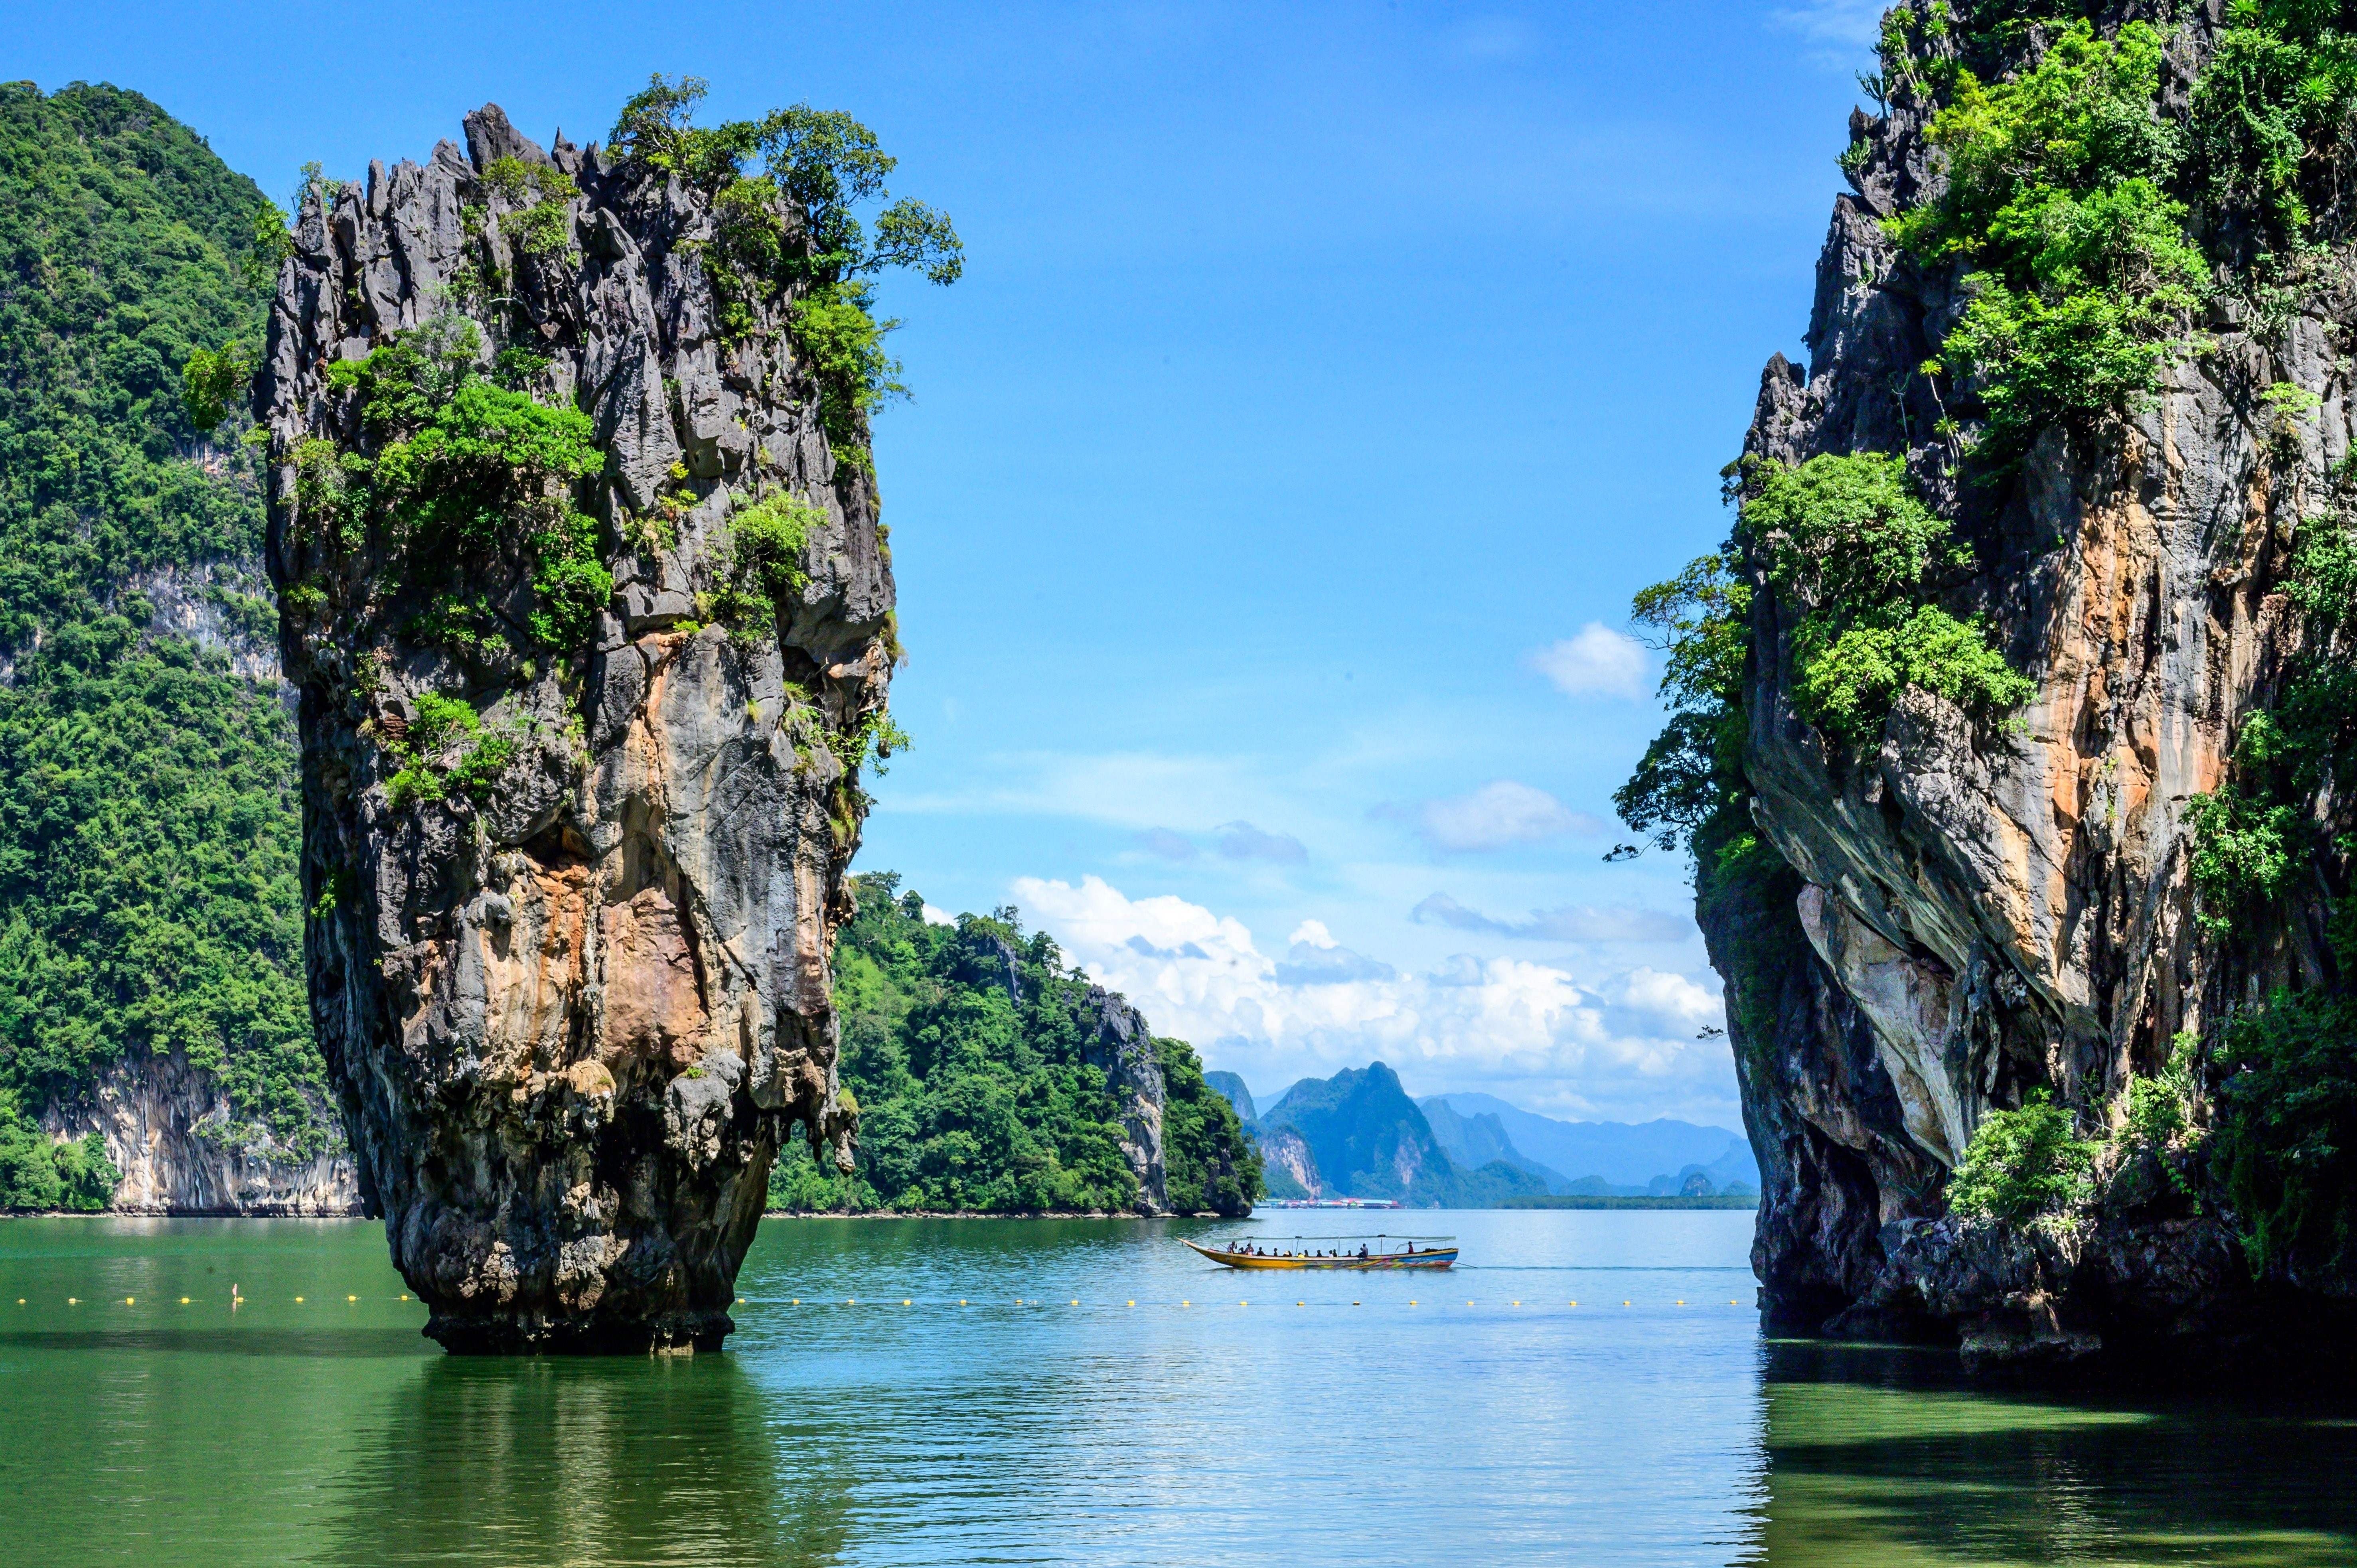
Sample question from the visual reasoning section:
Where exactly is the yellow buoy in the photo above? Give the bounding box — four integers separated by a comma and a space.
1297, 1301, 1304, 1307
180, 1297, 190, 1304
1181, 1300, 1190, 1307
295, 1296, 304, 1303
847, 1298, 855, 1306
125, 1297, 134, 1305
1070, 1299, 1078, 1306
960, 1300, 967, 1306
1125, 1300, 1133, 1307
904, 1299, 912, 1306
1409, 1300, 1416, 1306
349, 1295, 358, 1302
67, 1297, 77, 1305
793, 1299, 801, 1306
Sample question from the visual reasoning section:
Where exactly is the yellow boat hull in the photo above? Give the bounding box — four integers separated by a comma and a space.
1184, 1240, 1456, 1270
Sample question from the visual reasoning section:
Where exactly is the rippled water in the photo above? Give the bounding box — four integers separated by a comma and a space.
0, 1211, 2351, 1565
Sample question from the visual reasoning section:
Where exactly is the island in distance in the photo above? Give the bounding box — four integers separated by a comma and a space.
1206, 1064, 1759, 1207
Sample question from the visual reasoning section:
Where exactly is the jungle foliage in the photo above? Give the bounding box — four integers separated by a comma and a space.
0, 619, 322, 1160
0, 81, 280, 644
767, 874, 1261, 1216
0, 83, 334, 1197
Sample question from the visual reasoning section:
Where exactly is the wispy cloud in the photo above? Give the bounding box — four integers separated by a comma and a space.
1529, 623, 1650, 701
1381, 779, 1601, 854
1411, 891, 1692, 944
1770, 0, 1885, 65
1135, 828, 1198, 860
1214, 820, 1308, 863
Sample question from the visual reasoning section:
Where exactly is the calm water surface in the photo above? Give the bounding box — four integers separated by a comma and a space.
0, 1211, 2349, 1566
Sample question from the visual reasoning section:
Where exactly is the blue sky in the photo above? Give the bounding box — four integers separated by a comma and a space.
19, 0, 1882, 1127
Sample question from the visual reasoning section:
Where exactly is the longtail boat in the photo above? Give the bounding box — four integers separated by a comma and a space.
1182, 1238, 1457, 1270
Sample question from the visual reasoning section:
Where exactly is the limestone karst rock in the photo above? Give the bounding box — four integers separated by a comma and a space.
255, 105, 893, 1351
1701, 2, 2357, 1368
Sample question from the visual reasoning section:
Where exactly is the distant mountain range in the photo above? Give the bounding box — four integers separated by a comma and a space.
1205, 1068, 1757, 1206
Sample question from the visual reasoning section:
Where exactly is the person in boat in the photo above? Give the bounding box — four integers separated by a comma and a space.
1359, 1243, 1368, 1258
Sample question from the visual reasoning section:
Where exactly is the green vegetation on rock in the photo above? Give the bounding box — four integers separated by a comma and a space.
1945, 1090, 2098, 1223
309, 317, 612, 656
1886, 20, 2204, 450
0, 81, 278, 643
1745, 453, 2033, 747
606, 75, 961, 465
768, 874, 1259, 1215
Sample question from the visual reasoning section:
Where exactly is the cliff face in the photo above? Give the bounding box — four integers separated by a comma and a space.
1714, 2, 2354, 1366
1081, 988, 1171, 1211
256, 107, 892, 1350
49, 1053, 359, 1215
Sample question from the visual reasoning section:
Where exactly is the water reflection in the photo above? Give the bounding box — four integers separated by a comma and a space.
8, 1216, 2354, 1566
319, 1355, 851, 1568
1752, 1341, 2357, 1566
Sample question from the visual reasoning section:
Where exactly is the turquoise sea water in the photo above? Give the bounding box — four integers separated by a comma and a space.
0, 1210, 2351, 1566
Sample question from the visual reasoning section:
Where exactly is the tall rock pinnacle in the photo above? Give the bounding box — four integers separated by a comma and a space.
255, 104, 896, 1351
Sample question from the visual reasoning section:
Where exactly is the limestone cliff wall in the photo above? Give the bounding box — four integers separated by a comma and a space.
255, 107, 893, 1349
1717, 1, 2347, 1363
47, 1053, 359, 1215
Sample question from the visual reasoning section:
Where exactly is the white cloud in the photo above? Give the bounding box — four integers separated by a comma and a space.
921, 903, 957, 927
1529, 623, 1651, 701
1289, 919, 1336, 949
1411, 891, 1693, 944
1393, 779, 1600, 853
1012, 874, 1734, 1124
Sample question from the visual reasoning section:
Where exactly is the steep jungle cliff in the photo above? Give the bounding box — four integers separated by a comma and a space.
255, 91, 938, 1349
765, 874, 1261, 1217
1626, 1, 2357, 1369
0, 82, 355, 1215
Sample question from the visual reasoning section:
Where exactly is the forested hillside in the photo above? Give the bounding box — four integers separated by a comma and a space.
768, 874, 1261, 1215
0, 81, 331, 1207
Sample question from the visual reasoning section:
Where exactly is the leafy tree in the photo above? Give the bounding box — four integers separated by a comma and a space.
1946, 1091, 2098, 1222
1745, 454, 2033, 747
2214, 991, 2357, 1272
